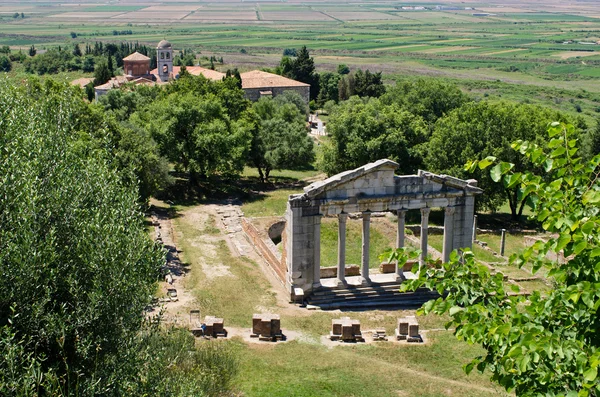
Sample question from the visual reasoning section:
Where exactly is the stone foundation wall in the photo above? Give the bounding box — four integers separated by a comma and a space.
241, 218, 286, 286
320, 265, 360, 278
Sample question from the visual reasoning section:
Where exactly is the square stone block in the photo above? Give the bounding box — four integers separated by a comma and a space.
253, 313, 281, 337
397, 320, 409, 335
409, 323, 419, 337
341, 324, 354, 341
332, 319, 342, 336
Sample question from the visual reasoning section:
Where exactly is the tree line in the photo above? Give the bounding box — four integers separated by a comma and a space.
0, 79, 238, 396
319, 77, 597, 220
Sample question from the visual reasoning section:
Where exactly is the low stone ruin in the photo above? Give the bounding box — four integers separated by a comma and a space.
396, 316, 422, 342
330, 317, 365, 342
190, 311, 227, 338
372, 329, 388, 341
251, 313, 284, 341
203, 316, 227, 338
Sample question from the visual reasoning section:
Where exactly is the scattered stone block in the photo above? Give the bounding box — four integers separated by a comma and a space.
379, 262, 397, 274
372, 329, 388, 341
396, 316, 422, 343
330, 317, 364, 342
251, 313, 283, 341
167, 288, 178, 302
293, 287, 304, 304
204, 316, 227, 338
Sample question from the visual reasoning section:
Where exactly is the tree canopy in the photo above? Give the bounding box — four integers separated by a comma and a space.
133, 74, 252, 183
394, 122, 600, 396
277, 46, 319, 100
0, 79, 162, 393
424, 101, 570, 217
320, 96, 428, 176
249, 91, 315, 181
0, 78, 239, 397
381, 78, 469, 125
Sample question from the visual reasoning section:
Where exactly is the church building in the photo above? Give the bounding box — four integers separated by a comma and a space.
92, 39, 310, 105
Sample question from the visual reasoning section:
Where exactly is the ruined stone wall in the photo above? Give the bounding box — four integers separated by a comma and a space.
241, 218, 286, 286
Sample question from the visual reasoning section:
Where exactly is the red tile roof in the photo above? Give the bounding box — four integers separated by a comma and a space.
240, 70, 309, 89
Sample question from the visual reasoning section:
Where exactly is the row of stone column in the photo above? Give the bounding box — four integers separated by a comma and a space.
312, 206, 457, 288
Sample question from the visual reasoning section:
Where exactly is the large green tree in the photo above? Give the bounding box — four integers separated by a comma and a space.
395, 122, 600, 396
424, 101, 570, 218
249, 91, 315, 181
135, 74, 252, 183
319, 96, 428, 176
0, 79, 163, 393
381, 78, 469, 125
0, 55, 10, 72
278, 46, 319, 101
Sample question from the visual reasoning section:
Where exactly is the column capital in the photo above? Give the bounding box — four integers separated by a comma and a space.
362, 211, 372, 220
420, 207, 431, 216
445, 206, 456, 216
338, 213, 348, 222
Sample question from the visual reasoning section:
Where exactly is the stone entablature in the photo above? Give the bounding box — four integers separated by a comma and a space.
284, 159, 482, 296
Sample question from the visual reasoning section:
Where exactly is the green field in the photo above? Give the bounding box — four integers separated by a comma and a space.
1, 0, 599, 120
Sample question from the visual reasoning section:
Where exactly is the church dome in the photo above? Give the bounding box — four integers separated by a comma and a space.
157, 40, 172, 49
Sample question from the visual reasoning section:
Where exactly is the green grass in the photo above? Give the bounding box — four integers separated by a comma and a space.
171, 200, 512, 397
241, 167, 322, 182
234, 331, 508, 397
242, 188, 303, 217
477, 232, 528, 259
320, 217, 395, 268
428, 234, 503, 263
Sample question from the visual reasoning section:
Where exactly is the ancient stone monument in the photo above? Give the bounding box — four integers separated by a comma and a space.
284, 159, 482, 300
251, 313, 284, 341
330, 317, 364, 342
204, 316, 227, 338
396, 316, 422, 342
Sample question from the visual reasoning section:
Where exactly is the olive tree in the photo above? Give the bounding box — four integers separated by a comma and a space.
392, 122, 600, 396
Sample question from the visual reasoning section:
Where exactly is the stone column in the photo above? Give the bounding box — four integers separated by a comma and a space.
396, 210, 406, 280
420, 208, 431, 267
361, 212, 371, 285
313, 216, 322, 289
442, 207, 455, 263
337, 213, 348, 285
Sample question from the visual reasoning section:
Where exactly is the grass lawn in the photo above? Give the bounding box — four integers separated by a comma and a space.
477, 232, 529, 259
428, 234, 503, 263
241, 166, 323, 182
242, 188, 303, 217
320, 217, 395, 268
172, 202, 510, 397
234, 331, 506, 397
241, 167, 323, 217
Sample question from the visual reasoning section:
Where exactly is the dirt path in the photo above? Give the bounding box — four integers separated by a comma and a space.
148, 206, 196, 326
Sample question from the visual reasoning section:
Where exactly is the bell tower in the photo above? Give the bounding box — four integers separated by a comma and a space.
157, 39, 173, 82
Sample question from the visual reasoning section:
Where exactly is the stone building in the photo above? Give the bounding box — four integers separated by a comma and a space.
91, 39, 308, 103
123, 51, 151, 78
156, 39, 173, 82
241, 70, 310, 104
284, 159, 482, 298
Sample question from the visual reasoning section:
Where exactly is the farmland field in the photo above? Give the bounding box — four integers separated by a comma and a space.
0, 0, 599, 118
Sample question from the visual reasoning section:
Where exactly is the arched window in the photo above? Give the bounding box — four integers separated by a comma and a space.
166, 52, 170, 59
160, 52, 164, 60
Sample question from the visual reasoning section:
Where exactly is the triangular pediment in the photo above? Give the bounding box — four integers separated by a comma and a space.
303, 159, 399, 199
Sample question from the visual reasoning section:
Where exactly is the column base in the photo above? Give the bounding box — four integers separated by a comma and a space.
336, 279, 347, 287
395, 274, 406, 282
359, 277, 371, 285
312, 282, 322, 290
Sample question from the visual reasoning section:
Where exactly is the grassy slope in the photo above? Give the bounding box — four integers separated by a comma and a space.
172, 200, 509, 397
